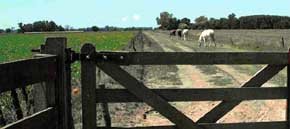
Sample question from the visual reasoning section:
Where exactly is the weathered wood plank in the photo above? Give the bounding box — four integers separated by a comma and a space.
92, 52, 288, 65
97, 121, 286, 129
0, 56, 57, 93
97, 63, 203, 129
96, 87, 287, 103
81, 44, 97, 129
197, 65, 286, 123
32, 53, 54, 113
43, 37, 73, 129
2, 107, 57, 129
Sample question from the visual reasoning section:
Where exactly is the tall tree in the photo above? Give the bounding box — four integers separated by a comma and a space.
18, 23, 24, 33
228, 13, 239, 29
91, 26, 99, 32
47, 21, 58, 31
5, 28, 12, 33
220, 18, 229, 29
156, 11, 174, 30
178, 23, 189, 29
195, 16, 209, 29
180, 18, 191, 26
168, 18, 179, 30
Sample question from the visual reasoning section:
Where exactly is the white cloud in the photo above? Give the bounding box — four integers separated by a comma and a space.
132, 14, 141, 21
121, 16, 128, 22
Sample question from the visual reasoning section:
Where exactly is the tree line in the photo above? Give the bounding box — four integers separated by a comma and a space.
0, 20, 154, 34
156, 12, 290, 30
18, 21, 65, 32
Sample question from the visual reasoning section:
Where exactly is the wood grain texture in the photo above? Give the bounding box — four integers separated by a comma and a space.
2, 107, 57, 129
97, 121, 286, 129
91, 52, 288, 65
0, 56, 57, 93
96, 87, 287, 103
81, 44, 97, 129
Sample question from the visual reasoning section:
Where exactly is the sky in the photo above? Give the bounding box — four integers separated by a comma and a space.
1, 0, 290, 29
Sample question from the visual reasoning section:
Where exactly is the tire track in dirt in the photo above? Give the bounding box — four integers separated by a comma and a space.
143, 31, 286, 124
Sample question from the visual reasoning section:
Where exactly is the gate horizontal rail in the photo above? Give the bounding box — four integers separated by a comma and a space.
97, 121, 286, 129
0, 55, 58, 129
96, 87, 287, 103
1, 37, 73, 129
0, 55, 57, 93
81, 51, 288, 65
3, 107, 57, 129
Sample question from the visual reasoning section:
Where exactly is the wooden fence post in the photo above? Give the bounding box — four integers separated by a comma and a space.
38, 37, 73, 129
281, 37, 285, 48
81, 44, 96, 129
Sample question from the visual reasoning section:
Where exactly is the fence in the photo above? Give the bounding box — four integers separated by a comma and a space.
80, 32, 290, 129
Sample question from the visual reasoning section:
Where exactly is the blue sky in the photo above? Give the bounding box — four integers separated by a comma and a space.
1, 0, 290, 29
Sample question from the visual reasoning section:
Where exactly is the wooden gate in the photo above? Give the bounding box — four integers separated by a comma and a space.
0, 37, 73, 129
80, 43, 290, 129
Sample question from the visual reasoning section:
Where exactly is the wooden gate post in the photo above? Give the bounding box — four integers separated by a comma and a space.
81, 44, 96, 129
38, 37, 73, 129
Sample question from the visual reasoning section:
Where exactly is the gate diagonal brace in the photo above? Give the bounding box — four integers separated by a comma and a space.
97, 62, 204, 129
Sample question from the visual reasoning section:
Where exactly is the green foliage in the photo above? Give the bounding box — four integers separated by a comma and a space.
157, 12, 290, 30
5, 28, 12, 33
228, 13, 240, 29
156, 11, 179, 30
178, 23, 189, 29
180, 18, 191, 25
240, 15, 290, 29
195, 16, 209, 29
91, 26, 99, 32
18, 21, 65, 32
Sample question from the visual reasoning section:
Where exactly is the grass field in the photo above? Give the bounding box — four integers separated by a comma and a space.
0, 32, 134, 62
0, 31, 135, 85
188, 29, 290, 51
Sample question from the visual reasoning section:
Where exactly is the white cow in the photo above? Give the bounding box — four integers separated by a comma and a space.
198, 29, 216, 47
182, 29, 189, 41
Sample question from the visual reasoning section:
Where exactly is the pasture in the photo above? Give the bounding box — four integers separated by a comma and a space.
188, 29, 290, 51
0, 32, 134, 84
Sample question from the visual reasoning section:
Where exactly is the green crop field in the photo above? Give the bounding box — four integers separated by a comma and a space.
0, 32, 134, 62
0, 31, 135, 85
